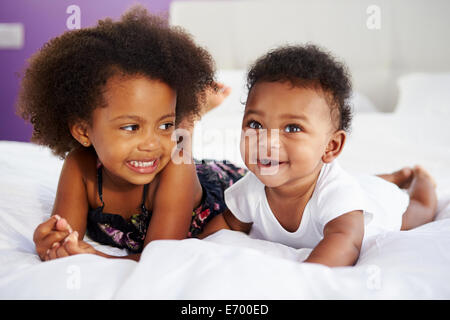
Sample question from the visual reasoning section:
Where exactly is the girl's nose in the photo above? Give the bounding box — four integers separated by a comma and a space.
138, 132, 161, 151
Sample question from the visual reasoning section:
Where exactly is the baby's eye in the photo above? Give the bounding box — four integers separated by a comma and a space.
284, 124, 302, 133
247, 120, 263, 130
120, 124, 139, 131
159, 122, 175, 130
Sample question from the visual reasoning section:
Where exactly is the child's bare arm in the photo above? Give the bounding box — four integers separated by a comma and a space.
50, 149, 90, 237
304, 210, 364, 267
34, 149, 90, 260
144, 158, 199, 243
197, 209, 252, 239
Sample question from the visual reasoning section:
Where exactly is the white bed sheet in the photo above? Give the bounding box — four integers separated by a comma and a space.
1, 77, 450, 298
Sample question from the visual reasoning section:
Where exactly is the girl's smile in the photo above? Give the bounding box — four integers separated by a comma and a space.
126, 158, 160, 174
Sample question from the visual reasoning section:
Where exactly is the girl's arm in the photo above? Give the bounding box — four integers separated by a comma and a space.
304, 210, 364, 267
50, 149, 91, 236
143, 157, 198, 243
36, 149, 90, 261
59, 233, 141, 261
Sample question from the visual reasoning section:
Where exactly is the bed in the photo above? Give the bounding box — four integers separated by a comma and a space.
1, 0, 450, 299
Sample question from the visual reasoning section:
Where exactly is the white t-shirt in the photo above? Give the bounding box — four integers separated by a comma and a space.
224, 161, 410, 249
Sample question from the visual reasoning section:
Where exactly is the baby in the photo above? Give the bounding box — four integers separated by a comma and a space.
201, 45, 438, 267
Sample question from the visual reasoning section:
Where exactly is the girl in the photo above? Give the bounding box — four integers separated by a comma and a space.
202, 45, 438, 267
18, 7, 243, 262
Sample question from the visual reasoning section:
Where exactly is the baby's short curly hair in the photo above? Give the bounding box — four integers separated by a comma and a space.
17, 6, 216, 158
246, 44, 353, 132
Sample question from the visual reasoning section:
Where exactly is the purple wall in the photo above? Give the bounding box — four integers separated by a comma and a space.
0, 0, 176, 142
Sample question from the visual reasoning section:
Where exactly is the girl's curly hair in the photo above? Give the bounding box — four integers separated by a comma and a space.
16, 6, 216, 158
246, 44, 353, 132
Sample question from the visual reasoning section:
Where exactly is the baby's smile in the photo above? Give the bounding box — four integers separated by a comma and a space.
257, 157, 288, 167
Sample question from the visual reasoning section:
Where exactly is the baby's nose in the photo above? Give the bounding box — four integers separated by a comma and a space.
258, 129, 280, 150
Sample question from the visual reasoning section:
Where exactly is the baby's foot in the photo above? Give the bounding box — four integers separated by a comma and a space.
410, 165, 437, 189
201, 82, 231, 116
377, 167, 414, 189
408, 165, 438, 213
178, 82, 231, 134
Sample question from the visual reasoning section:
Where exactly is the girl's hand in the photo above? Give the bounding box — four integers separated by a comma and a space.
33, 215, 72, 261
63, 231, 96, 255
45, 231, 96, 260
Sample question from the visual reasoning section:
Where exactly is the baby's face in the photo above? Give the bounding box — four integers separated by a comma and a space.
241, 81, 337, 188
87, 75, 177, 186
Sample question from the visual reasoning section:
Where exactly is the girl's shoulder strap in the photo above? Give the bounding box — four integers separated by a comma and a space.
141, 183, 150, 209
96, 159, 105, 207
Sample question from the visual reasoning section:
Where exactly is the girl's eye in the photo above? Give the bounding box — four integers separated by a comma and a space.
120, 124, 139, 131
159, 122, 174, 130
284, 124, 302, 133
247, 120, 263, 129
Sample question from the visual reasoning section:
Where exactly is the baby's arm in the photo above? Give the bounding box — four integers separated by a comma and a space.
304, 210, 364, 267
197, 209, 252, 239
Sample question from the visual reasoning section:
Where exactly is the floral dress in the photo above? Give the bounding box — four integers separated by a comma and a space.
86, 159, 246, 253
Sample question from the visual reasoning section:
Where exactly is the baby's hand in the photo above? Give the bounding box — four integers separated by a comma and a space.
33, 215, 72, 261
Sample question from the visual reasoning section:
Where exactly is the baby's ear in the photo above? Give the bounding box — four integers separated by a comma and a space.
69, 121, 91, 147
322, 130, 346, 163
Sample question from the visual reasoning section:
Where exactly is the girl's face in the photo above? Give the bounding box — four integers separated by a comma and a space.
241, 81, 338, 189
86, 75, 177, 186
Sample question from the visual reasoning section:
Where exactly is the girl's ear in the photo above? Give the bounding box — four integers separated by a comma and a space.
322, 130, 346, 163
70, 122, 91, 147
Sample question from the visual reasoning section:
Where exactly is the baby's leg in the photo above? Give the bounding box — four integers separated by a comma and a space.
377, 167, 414, 189
400, 166, 437, 230
377, 166, 437, 230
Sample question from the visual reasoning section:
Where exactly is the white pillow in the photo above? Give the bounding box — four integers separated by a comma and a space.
395, 73, 450, 115
349, 91, 378, 113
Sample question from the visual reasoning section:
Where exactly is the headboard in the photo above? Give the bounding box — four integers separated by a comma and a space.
169, 0, 450, 112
